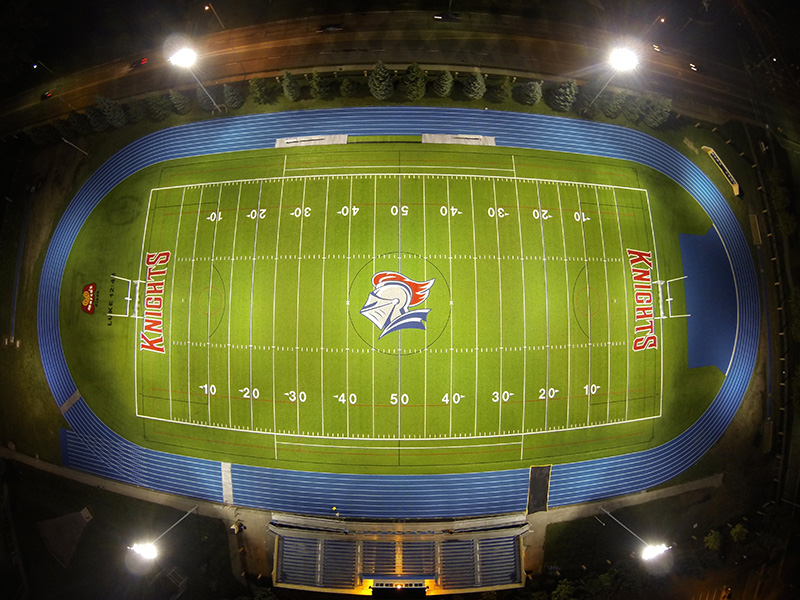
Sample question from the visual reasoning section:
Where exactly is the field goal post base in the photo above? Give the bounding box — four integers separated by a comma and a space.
106, 275, 143, 319
654, 276, 690, 320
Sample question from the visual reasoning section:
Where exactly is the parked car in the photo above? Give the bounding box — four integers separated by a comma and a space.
316, 24, 344, 33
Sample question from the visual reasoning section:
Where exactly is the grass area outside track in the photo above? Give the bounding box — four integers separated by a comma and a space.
59, 142, 720, 474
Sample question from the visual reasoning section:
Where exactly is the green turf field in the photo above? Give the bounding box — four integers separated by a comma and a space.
60, 142, 721, 473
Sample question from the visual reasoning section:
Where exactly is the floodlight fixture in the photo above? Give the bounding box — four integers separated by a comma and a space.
129, 542, 158, 560
609, 47, 639, 72
641, 543, 671, 561
169, 47, 197, 68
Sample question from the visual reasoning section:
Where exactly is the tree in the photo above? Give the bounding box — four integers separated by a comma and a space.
622, 95, 647, 123
548, 79, 578, 111
282, 71, 301, 102
368, 61, 394, 100
309, 71, 331, 100
704, 530, 722, 552
518, 81, 542, 105
146, 95, 172, 121
433, 70, 453, 98
401, 63, 427, 101
462, 71, 486, 100
730, 523, 749, 543
95, 95, 127, 128
339, 77, 357, 97
494, 75, 512, 102
640, 95, 672, 128
123, 101, 147, 124
249, 77, 272, 104
168, 89, 192, 115
551, 579, 576, 600
85, 106, 109, 132
67, 111, 92, 135
600, 89, 628, 118
223, 84, 245, 109
196, 86, 217, 111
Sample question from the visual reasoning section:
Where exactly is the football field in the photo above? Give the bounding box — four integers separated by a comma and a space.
131, 148, 664, 460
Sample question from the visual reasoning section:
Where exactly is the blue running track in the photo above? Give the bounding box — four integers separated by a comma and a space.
39, 107, 759, 518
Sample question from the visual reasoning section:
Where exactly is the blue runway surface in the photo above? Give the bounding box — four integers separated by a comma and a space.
40, 107, 759, 517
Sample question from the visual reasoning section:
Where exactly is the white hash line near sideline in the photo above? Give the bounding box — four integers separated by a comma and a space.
226, 182, 243, 426
512, 156, 527, 458
294, 179, 307, 434
185, 187, 205, 423
167, 188, 186, 419
249, 181, 263, 429
397, 175, 402, 440
492, 179, 504, 435
593, 187, 613, 423
284, 164, 516, 173
319, 178, 330, 436
206, 185, 223, 424
134, 188, 156, 419
138, 410, 661, 440
271, 155, 287, 458
536, 181, 551, 430
612, 188, 632, 419
152, 172, 648, 193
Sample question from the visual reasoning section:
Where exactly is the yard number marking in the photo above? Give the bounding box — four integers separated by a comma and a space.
285, 391, 306, 402
492, 391, 514, 402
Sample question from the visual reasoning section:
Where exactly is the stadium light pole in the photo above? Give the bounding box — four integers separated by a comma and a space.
204, 3, 225, 29
599, 506, 670, 561
583, 47, 639, 114
128, 505, 198, 560
169, 47, 222, 113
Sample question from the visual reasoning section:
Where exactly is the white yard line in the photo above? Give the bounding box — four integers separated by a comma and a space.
319, 178, 330, 435
470, 178, 479, 436
206, 186, 223, 424
536, 182, 551, 430
294, 179, 308, 434
492, 180, 504, 434
611, 189, 632, 419
248, 182, 263, 429
555, 184, 571, 429
271, 155, 287, 457
512, 156, 528, 457
226, 183, 243, 426
577, 186, 592, 427
422, 176, 428, 437
185, 187, 205, 423
446, 177, 454, 438
594, 188, 613, 422
345, 177, 353, 437
166, 188, 186, 419
644, 190, 665, 415
372, 175, 377, 437
134, 189, 156, 418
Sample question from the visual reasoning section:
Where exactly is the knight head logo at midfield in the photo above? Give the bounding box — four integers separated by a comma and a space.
360, 271, 435, 339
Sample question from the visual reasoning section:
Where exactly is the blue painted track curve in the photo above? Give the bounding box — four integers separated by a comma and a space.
39, 107, 759, 518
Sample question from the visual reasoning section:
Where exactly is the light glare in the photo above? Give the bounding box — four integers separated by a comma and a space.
641, 543, 670, 560
609, 48, 639, 72
169, 48, 197, 68
130, 542, 158, 559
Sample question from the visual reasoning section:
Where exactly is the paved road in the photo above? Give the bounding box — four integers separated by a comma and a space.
0, 11, 780, 137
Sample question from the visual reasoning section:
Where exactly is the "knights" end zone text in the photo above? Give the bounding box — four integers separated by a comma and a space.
139, 251, 171, 353
627, 248, 658, 352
